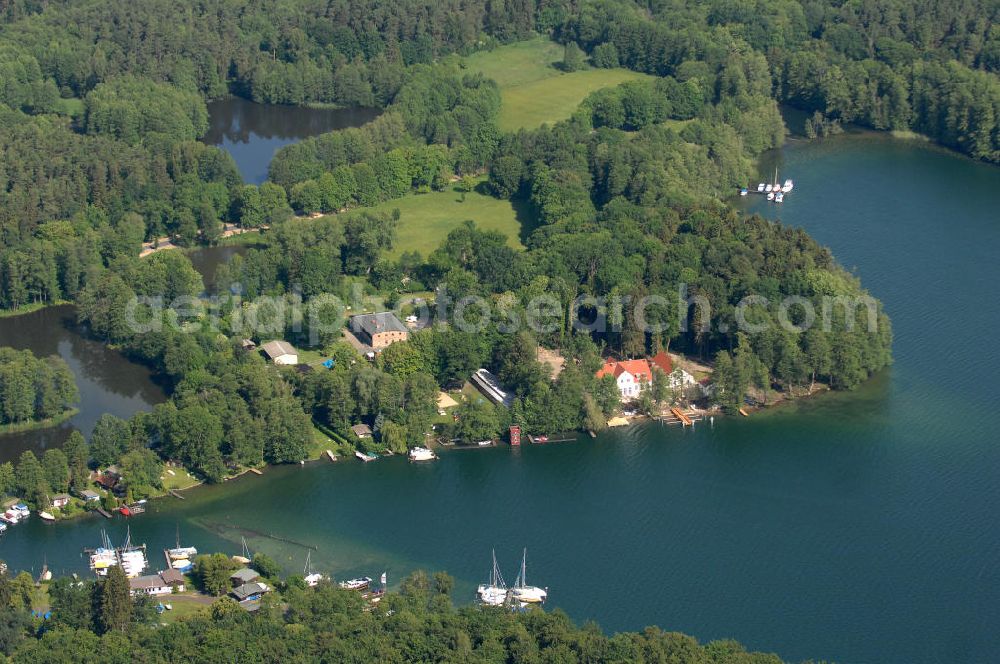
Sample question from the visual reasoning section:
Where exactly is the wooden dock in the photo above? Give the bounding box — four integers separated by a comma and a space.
168, 489, 185, 500
739, 408, 750, 417
325, 450, 338, 462
670, 407, 693, 426
248, 467, 263, 475
95, 508, 113, 519
655, 408, 704, 427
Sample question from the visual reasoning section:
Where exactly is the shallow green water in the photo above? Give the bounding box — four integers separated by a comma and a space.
3, 133, 999, 663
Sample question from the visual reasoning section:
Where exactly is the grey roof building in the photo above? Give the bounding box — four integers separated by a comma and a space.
350, 312, 409, 350
231, 582, 269, 602
230, 568, 260, 586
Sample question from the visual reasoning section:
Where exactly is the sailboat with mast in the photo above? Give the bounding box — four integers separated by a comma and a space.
476, 549, 508, 606
303, 551, 325, 587
232, 536, 252, 565
510, 548, 547, 604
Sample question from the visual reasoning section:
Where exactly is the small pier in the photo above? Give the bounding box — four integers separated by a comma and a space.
95, 508, 113, 519
670, 407, 693, 426
167, 489, 186, 500
528, 434, 576, 445
655, 408, 704, 427
248, 467, 263, 475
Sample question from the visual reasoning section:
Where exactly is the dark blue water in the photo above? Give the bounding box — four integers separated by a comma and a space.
203, 98, 379, 184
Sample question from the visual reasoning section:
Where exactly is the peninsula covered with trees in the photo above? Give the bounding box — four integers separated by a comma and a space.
0, 0, 921, 492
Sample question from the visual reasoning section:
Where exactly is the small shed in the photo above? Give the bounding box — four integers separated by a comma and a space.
51, 494, 71, 508
351, 424, 373, 439
230, 568, 260, 586
260, 340, 298, 365
79, 489, 101, 502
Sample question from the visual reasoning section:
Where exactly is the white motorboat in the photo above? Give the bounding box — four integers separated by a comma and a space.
477, 549, 508, 606
781, 178, 794, 192
764, 183, 773, 192
408, 447, 437, 462
510, 549, 547, 604
774, 192, 784, 203
168, 546, 197, 560
39, 511, 56, 522
766, 192, 775, 201
756, 183, 765, 192
339, 576, 372, 591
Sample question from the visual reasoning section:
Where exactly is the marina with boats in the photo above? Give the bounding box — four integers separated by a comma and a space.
740, 168, 794, 202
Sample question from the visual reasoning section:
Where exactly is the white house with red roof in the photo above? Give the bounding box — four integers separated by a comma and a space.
596, 352, 674, 401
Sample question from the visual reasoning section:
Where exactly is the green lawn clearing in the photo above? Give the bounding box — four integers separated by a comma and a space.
345, 180, 531, 258
464, 38, 654, 131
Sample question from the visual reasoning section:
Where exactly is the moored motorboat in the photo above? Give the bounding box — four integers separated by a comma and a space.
739, 187, 748, 196
775, 192, 784, 203
766, 192, 775, 201
764, 183, 773, 192
339, 576, 372, 591
168, 546, 198, 560
408, 446, 437, 462
781, 178, 794, 192
756, 183, 765, 192
39, 511, 56, 522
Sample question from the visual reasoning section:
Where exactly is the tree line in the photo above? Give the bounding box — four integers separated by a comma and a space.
0, 562, 792, 664
558, 0, 1000, 163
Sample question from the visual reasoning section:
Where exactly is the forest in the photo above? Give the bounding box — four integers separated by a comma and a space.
0, 562, 790, 663
0, 348, 77, 428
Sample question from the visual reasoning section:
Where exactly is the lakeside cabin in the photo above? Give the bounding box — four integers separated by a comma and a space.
78, 489, 100, 502
351, 423, 373, 439
471, 369, 513, 408
51, 494, 71, 509
128, 569, 185, 597
231, 581, 269, 602
260, 340, 298, 365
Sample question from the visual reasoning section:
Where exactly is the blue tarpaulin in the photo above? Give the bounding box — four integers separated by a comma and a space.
321, 359, 335, 368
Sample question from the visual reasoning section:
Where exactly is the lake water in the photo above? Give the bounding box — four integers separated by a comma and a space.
2, 133, 999, 664
203, 98, 380, 184
0, 306, 167, 463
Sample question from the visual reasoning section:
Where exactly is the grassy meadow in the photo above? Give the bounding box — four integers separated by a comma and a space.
464, 38, 654, 131
342, 179, 530, 259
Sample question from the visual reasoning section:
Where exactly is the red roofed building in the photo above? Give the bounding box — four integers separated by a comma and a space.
596, 352, 676, 401
596, 359, 653, 400
650, 351, 673, 375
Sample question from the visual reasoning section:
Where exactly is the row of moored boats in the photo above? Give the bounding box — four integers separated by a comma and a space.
477, 549, 548, 608
0, 503, 31, 533
739, 169, 794, 203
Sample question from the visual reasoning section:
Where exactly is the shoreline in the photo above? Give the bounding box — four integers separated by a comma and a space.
0, 408, 79, 436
